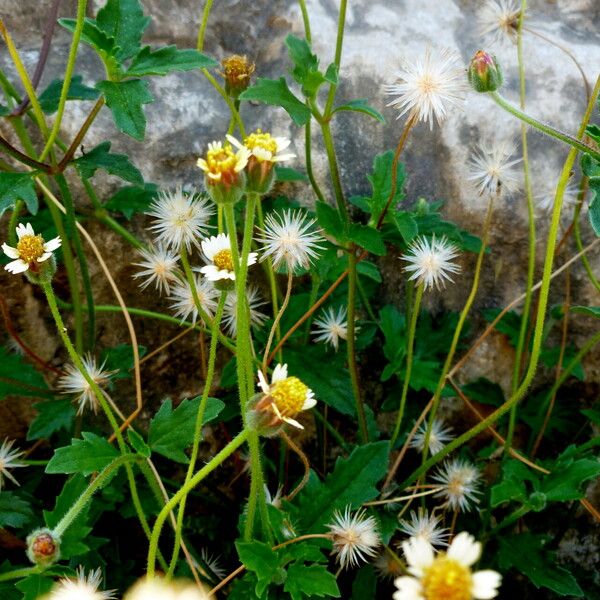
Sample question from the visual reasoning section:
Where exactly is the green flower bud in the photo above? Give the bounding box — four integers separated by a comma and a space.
468, 51, 503, 93
26, 528, 61, 567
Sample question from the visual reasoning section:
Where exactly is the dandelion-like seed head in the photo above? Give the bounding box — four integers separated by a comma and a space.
258, 209, 323, 272
467, 140, 521, 198
535, 183, 580, 213
398, 508, 449, 548
394, 532, 501, 599
146, 188, 213, 252
133, 244, 179, 295
410, 419, 454, 456
169, 275, 218, 323
49, 566, 116, 600
479, 0, 523, 46
402, 235, 461, 292
0, 438, 25, 491
222, 286, 267, 336
254, 363, 316, 430
2, 223, 61, 275
123, 577, 211, 600
199, 233, 257, 282
385, 47, 466, 129
432, 459, 482, 512
327, 507, 381, 569
312, 306, 349, 351
57, 355, 116, 415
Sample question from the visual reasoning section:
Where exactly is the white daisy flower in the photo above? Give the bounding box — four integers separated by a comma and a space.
385, 47, 466, 129
199, 233, 257, 281
227, 130, 295, 164
0, 438, 25, 491
124, 577, 211, 600
398, 508, 449, 548
146, 187, 213, 252
255, 363, 316, 429
169, 275, 218, 323
432, 459, 482, 512
222, 286, 268, 336
468, 140, 522, 198
535, 183, 580, 213
257, 209, 323, 272
479, 0, 523, 46
410, 419, 454, 455
327, 507, 381, 569
2, 223, 61, 275
133, 244, 179, 295
394, 531, 501, 599
312, 306, 349, 351
402, 235, 461, 292
50, 566, 116, 600
57, 354, 116, 415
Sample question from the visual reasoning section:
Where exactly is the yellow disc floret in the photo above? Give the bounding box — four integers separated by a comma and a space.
16, 235, 45, 263
204, 143, 239, 180
271, 376, 308, 415
213, 249, 234, 272
244, 129, 278, 161
421, 556, 472, 600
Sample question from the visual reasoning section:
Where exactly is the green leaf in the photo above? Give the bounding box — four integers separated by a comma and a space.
127, 429, 151, 457
44, 475, 92, 558
588, 192, 600, 236
333, 99, 385, 123
0, 346, 51, 400
541, 455, 600, 502
100, 343, 147, 379
393, 212, 418, 244
0, 103, 10, 116
356, 260, 381, 283
284, 34, 330, 97
284, 563, 340, 600
0, 172, 38, 217
104, 184, 158, 219
239, 78, 311, 126
236, 541, 285, 597
316, 202, 346, 239
73, 141, 143, 185
461, 378, 505, 407
27, 399, 76, 441
499, 533, 583, 597
582, 155, 600, 236
275, 166, 308, 182
296, 441, 389, 532
540, 345, 584, 381
586, 124, 600, 144
59, 18, 116, 56
15, 575, 55, 600
96, 79, 154, 141
96, 0, 150, 61
366, 151, 405, 222
38, 75, 100, 114
482, 308, 521, 347
347, 223, 386, 255
352, 566, 377, 599
126, 45, 217, 77
0, 492, 33, 528
491, 460, 535, 506
148, 397, 225, 463
285, 346, 355, 416
46, 432, 119, 475
571, 306, 600, 319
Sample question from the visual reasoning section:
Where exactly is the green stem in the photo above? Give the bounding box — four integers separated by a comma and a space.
319, 119, 347, 221
54, 454, 140, 537
489, 91, 600, 163
147, 429, 250, 577
55, 173, 95, 351
400, 81, 597, 491
7, 199, 22, 244
196, 0, 214, 51
0, 567, 40, 583
324, 0, 348, 116
203, 70, 246, 138
168, 292, 226, 577
573, 199, 600, 292
391, 283, 423, 447
39, 0, 86, 161
508, 0, 536, 451
297, 0, 312, 43
180, 246, 215, 329
304, 118, 326, 203
422, 198, 494, 460
348, 251, 368, 443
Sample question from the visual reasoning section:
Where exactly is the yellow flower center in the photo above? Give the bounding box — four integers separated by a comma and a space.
206, 144, 239, 175
271, 376, 308, 415
422, 556, 472, 600
221, 55, 255, 81
245, 129, 278, 158
16, 234, 45, 263
213, 249, 234, 272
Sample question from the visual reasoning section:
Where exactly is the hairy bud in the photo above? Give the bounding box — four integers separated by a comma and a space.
26, 528, 61, 567
468, 50, 503, 93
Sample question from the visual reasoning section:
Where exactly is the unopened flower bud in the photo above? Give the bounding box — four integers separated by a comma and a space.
468, 50, 503, 93
220, 55, 255, 99
26, 528, 61, 566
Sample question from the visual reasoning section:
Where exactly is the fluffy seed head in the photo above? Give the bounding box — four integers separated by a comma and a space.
0, 438, 25, 491
479, 0, 523, 46
410, 419, 454, 456
467, 140, 521, 198
431, 459, 482, 512
222, 287, 268, 336
312, 306, 349, 351
48, 567, 116, 600
402, 235, 461, 291
398, 508, 449, 548
169, 275, 218, 323
133, 244, 179, 295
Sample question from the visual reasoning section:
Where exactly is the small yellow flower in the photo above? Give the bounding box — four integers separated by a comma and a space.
220, 54, 255, 98
2, 223, 61, 275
